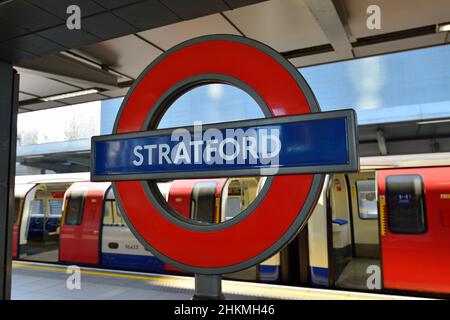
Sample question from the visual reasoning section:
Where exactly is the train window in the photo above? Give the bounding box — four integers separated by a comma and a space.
30, 199, 44, 216
103, 201, 115, 225
65, 190, 86, 225
386, 175, 427, 234
105, 187, 115, 200
103, 188, 125, 226
103, 201, 125, 226
356, 180, 378, 219
48, 199, 63, 217
223, 180, 243, 221
113, 205, 125, 226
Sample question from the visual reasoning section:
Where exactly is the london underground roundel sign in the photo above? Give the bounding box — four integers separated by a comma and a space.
91, 35, 358, 274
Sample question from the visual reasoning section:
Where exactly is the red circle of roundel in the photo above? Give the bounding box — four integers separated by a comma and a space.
115, 37, 316, 270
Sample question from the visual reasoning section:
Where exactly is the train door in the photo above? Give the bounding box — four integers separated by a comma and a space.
167, 180, 196, 220
100, 186, 164, 272
59, 182, 106, 265
191, 181, 218, 223
329, 172, 380, 290
13, 184, 34, 258
220, 178, 280, 282
378, 168, 450, 294
328, 174, 353, 285
19, 183, 70, 262
156, 180, 224, 272
167, 179, 225, 223
307, 176, 330, 287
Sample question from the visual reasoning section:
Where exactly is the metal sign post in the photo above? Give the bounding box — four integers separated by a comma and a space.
193, 275, 224, 300
90, 35, 359, 300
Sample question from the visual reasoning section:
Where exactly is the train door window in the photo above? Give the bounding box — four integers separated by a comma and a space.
386, 175, 427, 234
190, 182, 217, 223
65, 190, 86, 226
356, 180, 378, 219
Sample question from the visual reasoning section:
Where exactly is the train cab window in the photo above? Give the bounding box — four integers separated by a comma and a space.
65, 190, 86, 225
356, 180, 378, 219
386, 175, 427, 234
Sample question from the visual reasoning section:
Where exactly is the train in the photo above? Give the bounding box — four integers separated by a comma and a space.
12, 152, 450, 297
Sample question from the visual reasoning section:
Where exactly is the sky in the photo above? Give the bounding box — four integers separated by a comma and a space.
17, 43, 450, 144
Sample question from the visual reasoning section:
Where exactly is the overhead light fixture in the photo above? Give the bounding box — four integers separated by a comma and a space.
437, 22, 450, 32
418, 118, 450, 125
40, 89, 99, 102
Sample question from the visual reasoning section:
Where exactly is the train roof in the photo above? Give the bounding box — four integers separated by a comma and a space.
360, 152, 450, 170
14, 152, 450, 185
15, 172, 90, 185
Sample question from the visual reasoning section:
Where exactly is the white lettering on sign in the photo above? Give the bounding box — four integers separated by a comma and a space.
132, 123, 281, 168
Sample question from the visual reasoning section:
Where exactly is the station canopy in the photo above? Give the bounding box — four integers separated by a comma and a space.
4, 0, 450, 172
1, 0, 447, 111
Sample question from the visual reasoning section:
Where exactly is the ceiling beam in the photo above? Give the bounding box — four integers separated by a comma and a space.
19, 159, 88, 173
48, 153, 90, 167
16, 53, 119, 90
304, 0, 353, 57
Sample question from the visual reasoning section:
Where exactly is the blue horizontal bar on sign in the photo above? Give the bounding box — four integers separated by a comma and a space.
91, 109, 358, 181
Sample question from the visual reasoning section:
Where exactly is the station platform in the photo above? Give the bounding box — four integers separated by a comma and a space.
11, 261, 423, 300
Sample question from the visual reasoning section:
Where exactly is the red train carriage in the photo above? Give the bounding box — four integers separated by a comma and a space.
55, 177, 281, 281
378, 167, 450, 294
13, 173, 90, 261
307, 154, 450, 297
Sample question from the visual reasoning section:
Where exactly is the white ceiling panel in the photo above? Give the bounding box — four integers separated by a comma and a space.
21, 101, 65, 112
353, 33, 447, 58
138, 14, 240, 50
223, 0, 329, 52
18, 108, 30, 114
289, 50, 353, 67
77, 34, 163, 79
344, 0, 450, 39
19, 72, 79, 97
102, 87, 130, 98
19, 92, 37, 102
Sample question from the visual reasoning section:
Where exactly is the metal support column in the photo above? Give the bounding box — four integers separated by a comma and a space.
0, 62, 19, 300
